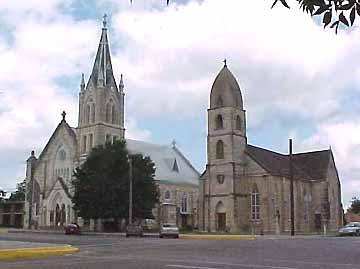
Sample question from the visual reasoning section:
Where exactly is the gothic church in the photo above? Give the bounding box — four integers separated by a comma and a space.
24, 19, 199, 231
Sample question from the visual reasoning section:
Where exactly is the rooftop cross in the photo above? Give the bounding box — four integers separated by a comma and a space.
223, 58, 227, 67
103, 14, 107, 28
171, 139, 176, 148
61, 111, 66, 121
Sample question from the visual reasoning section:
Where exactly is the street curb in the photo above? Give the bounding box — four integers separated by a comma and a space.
179, 234, 256, 240
0, 244, 79, 259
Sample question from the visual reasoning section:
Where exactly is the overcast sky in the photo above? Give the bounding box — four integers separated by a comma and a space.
0, 0, 359, 209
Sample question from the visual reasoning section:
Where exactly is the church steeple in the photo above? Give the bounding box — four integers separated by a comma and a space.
78, 14, 125, 154
87, 14, 117, 90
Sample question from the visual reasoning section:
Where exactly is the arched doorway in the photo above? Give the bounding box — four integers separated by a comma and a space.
55, 204, 61, 226
61, 204, 66, 226
216, 201, 226, 231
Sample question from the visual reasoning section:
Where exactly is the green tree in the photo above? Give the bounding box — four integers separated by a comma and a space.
72, 140, 158, 228
348, 197, 360, 213
272, 0, 360, 33
8, 180, 26, 201
0, 189, 6, 204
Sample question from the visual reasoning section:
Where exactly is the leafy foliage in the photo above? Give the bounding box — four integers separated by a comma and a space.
72, 140, 158, 223
131, 0, 358, 33
0, 189, 6, 204
272, 0, 360, 33
348, 197, 360, 214
8, 180, 26, 201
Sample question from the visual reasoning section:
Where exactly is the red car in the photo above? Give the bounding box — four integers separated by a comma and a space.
64, 223, 81, 235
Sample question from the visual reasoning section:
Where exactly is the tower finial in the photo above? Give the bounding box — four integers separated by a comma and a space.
119, 74, 124, 91
61, 111, 66, 121
80, 73, 85, 91
103, 14, 107, 28
223, 58, 227, 67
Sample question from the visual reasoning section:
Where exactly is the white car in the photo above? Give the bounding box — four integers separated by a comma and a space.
339, 222, 360, 236
159, 223, 179, 238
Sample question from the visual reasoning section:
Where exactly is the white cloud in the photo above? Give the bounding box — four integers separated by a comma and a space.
1, 0, 360, 206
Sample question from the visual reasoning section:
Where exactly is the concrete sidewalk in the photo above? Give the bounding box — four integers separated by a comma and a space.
0, 240, 78, 259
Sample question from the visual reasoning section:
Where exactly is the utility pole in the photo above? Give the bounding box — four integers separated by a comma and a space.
289, 139, 295, 236
128, 157, 133, 225
28, 151, 35, 229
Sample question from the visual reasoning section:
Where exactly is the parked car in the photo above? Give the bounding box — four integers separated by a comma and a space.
64, 223, 81, 235
159, 223, 179, 238
126, 223, 143, 237
339, 222, 360, 236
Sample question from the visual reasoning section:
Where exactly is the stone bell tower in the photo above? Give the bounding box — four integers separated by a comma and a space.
77, 15, 125, 158
201, 61, 247, 232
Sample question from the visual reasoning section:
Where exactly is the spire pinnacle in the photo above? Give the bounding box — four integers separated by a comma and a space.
86, 14, 117, 90
103, 14, 107, 28
80, 73, 85, 91
119, 74, 124, 91
223, 58, 227, 68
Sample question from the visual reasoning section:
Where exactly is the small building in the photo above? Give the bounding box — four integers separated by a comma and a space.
0, 201, 25, 228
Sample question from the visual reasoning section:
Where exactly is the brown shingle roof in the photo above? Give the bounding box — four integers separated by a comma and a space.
246, 144, 330, 181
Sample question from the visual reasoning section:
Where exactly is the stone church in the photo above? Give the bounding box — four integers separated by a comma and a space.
24, 19, 199, 231
198, 63, 343, 234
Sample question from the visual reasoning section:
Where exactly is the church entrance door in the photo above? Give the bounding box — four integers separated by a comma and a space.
215, 201, 226, 232
217, 213, 226, 231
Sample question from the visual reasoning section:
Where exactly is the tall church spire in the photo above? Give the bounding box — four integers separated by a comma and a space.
87, 14, 117, 90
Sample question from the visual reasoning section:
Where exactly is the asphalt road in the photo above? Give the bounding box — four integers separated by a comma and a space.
0, 233, 360, 269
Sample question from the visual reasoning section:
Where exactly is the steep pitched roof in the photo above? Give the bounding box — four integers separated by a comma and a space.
210, 65, 243, 109
37, 119, 77, 162
126, 139, 200, 186
87, 25, 117, 90
246, 144, 331, 181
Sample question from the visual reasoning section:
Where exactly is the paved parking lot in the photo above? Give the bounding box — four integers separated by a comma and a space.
0, 233, 359, 269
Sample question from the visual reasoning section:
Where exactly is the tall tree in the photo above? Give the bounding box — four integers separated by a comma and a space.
348, 197, 360, 214
72, 140, 158, 227
8, 180, 26, 201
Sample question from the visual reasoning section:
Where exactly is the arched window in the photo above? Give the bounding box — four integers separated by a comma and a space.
217, 96, 223, 107
164, 190, 171, 200
236, 115, 241, 130
181, 193, 188, 213
91, 103, 95, 123
105, 103, 111, 123
216, 114, 223, 129
111, 105, 115, 124
216, 140, 224, 159
251, 184, 260, 220
86, 104, 90, 124
58, 149, 66, 161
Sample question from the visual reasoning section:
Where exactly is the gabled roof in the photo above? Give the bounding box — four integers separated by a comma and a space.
37, 119, 77, 162
246, 144, 331, 181
126, 139, 200, 186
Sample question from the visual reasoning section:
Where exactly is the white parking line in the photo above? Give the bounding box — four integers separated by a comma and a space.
166, 265, 217, 269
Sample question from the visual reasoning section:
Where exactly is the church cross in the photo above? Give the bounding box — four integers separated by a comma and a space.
223, 58, 227, 67
61, 111, 66, 121
103, 14, 107, 28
